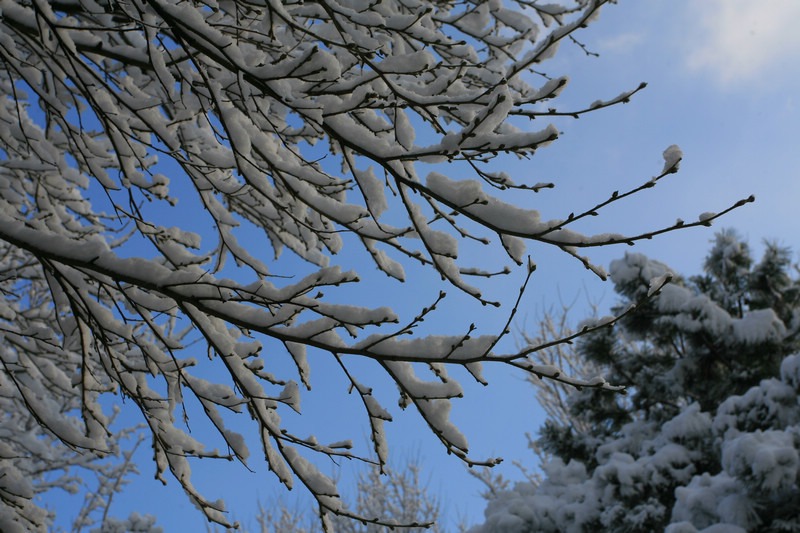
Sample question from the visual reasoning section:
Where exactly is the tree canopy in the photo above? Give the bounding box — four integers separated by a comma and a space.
471, 231, 800, 532
0, 0, 752, 530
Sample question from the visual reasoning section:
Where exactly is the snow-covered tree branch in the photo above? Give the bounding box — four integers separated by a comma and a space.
221, 455, 444, 533
0, 0, 751, 529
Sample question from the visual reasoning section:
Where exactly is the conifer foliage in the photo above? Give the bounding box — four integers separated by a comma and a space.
471, 231, 800, 532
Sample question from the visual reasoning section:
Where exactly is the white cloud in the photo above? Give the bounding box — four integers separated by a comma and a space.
598, 32, 644, 53
684, 0, 800, 84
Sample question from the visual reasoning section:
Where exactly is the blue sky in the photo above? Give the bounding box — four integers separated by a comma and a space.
44, 1, 800, 530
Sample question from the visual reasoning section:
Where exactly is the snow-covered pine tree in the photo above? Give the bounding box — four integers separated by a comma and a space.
470, 230, 800, 532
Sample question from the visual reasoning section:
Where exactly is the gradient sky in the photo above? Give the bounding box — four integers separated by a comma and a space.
45, 1, 800, 531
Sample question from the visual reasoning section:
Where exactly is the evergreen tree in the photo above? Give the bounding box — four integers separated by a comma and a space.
470, 231, 800, 532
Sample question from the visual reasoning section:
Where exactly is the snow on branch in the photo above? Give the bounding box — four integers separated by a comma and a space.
0, 0, 751, 529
